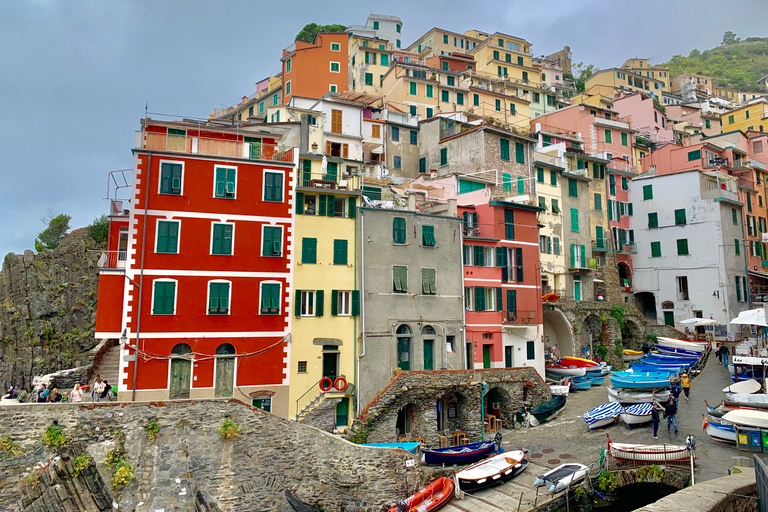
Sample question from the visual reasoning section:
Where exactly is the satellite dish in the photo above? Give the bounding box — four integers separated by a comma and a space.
381, 167, 390, 177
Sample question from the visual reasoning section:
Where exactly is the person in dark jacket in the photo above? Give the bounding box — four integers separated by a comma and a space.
651, 403, 661, 439
716, 343, 722, 364
720, 344, 730, 366
100, 380, 111, 401
665, 397, 678, 434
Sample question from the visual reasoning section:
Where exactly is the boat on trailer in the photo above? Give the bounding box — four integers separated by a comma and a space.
533, 463, 589, 493
456, 449, 528, 492
607, 434, 690, 463
388, 476, 455, 512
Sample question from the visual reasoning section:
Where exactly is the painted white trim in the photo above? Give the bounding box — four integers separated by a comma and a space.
330, 42, 341, 52
260, 223, 284, 257
150, 278, 178, 315
501, 283, 538, 289
466, 324, 503, 328
210, 221, 235, 256
131, 270, 289, 278
330, 61, 341, 72
499, 240, 538, 247
154, 218, 180, 254
263, 169, 286, 203
213, 164, 238, 199
98, 331, 289, 339
206, 279, 232, 316
259, 280, 283, 316
337, 290, 351, 316
142, 209, 290, 224
300, 290, 315, 316
157, 159, 185, 196
329, 84, 338, 93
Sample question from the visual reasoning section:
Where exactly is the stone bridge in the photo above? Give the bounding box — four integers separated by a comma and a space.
608, 464, 691, 491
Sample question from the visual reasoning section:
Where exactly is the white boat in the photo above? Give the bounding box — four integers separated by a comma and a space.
545, 364, 587, 377
533, 463, 589, 493
721, 409, 768, 429
585, 362, 611, 375
702, 416, 737, 443
606, 386, 669, 404
725, 393, 768, 409
549, 385, 569, 396
583, 403, 623, 430
620, 403, 653, 428
456, 450, 527, 491
607, 435, 690, 462
723, 379, 762, 397
623, 350, 644, 362
656, 337, 707, 353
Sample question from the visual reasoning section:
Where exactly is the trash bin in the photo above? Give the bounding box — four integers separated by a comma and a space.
762, 431, 768, 454
750, 430, 762, 452
737, 428, 751, 451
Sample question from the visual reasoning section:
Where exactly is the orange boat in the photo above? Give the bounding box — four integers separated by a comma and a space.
542, 293, 559, 302
388, 476, 455, 512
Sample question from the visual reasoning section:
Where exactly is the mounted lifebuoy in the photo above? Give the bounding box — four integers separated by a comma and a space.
333, 376, 347, 391
319, 377, 333, 391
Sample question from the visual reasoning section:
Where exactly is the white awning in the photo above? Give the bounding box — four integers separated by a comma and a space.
730, 308, 768, 327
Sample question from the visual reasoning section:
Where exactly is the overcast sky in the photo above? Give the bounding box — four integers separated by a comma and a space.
1, 0, 765, 257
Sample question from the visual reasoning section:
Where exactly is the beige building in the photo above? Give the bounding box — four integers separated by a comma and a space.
406, 27, 482, 59
585, 69, 665, 100
621, 58, 670, 92
348, 34, 394, 96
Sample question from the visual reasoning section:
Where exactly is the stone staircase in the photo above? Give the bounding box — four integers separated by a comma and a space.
90, 342, 121, 388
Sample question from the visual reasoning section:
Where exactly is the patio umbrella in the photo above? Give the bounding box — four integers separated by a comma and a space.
730, 308, 768, 327
694, 318, 720, 326
679, 318, 699, 325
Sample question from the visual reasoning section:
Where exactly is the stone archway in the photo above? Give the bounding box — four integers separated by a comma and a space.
583, 314, 603, 359
483, 386, 514, 428
635, 292, 657, 321
395, 403, 418, 438
436, 389, 476, 440
618, 261, 632, 288
543, 308, 574, 358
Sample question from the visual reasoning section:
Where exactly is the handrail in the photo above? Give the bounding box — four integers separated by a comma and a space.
295, 378, 324, 419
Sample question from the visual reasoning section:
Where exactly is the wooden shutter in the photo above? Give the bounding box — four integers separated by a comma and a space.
342, 144, 349, 158
295, 290, 302, 317
516, 248, 523, 282
296, 192, 304, 214
315, 290, 324, 317
348, 197, 356, 218
331, 110, 342, 133
327, 195, 335, 217
331, 290, 338, 316
351, 290, 360, 316
222, 225, 233, 255
571, 208, 579, 232
507, 290, 517, 314
496, 287, 503, 311
474, 287, 485, 311
326, 141, 332, 156
215, 168, 226, 197
474, 246, 485, 266
580, 245, 586, 267
318, 195, 327, 217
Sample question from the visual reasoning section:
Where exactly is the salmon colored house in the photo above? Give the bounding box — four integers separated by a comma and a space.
282, 32, 349, 104
95, 118, 296, 416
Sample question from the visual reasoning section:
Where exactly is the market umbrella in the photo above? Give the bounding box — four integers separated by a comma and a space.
694, 318, 720, 326
679, 318, 699, 325
730, 309, 768, 327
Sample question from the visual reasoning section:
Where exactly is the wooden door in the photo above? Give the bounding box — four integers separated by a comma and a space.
483, 345, 491, 369
398, 337, 411, 371
169, 359, 191, 399
322, 352, 338, 379
423, 339, 434, 370
215, 358, 235, 398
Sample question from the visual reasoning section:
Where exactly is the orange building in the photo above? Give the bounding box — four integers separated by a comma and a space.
282, 32, 349, 103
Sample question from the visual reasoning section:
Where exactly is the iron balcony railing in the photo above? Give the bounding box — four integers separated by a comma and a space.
298, 171, 361, 190
97, 250, 128, 271
503, 310, 538, 325
143, 132, 295, 163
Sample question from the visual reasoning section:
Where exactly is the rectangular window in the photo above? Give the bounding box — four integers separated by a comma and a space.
261, 226, 282, 257
260, 283, 280, 315
421, 268, 436, 295
212, 223, 234, 255
457, 92, 464, 105
365, 72, 373, 86
391, 126, 399, 141
604, 129, 612, 143
426, 107, 433, 118
517, 176, 524, 194
527, 341, 535, 360
156, 220, 179, 254
330, 42, 340, 51
208, 282, 231, 314
160, 163, 182, 195
621, 132, 628, 146
570, 208, 579, 232
285, 81, 291, 96
568, 178, 578, 197
393, 156, 401, 169
333, 239, 348, 265
733, 208, 739, 224
331, 109, 342, 133
510, 103, 516, 115
736, 276, 742, 302
688, 149, 701, 161
152, 281, 176, 315
651, 241, 661, 257
538, 196, 546, 210
409, 82, 417, 95
729, 115, 734, 124
440, 147, 447, 166
495, 99, 501, 111
215, 167, 236, 199
330, 62, 340, 72
426, 84, 433, 98
286, 58, 291, 72
302, 237, 317, 264
550, 171, 557, 186
609, 174, 616, 196
447, 76, 455, 86
410, 130, 418, 145
622, 176, 628, 190
735, 238, 740, 255
500, 139, 510, 160
677, 238, 689, 255
441, 90, 449, 102
643, 184, 653, 200
648, 212, 658, 228
493, 50, 500, 60
515, 142, 525, 164
264, 171, 283, 202
443, 34, 448, 44
674, 209, 686, 225
393, 265, 407, 293
393, 217, 406, 244
297, 361, 307, 373
419, 157, 426, 174
473, 93, 479, 106
380, 53, 389, 66
300, 290, 315, 316
594, 193, 602, 210
537, 167, 544, 183
551, 199, 560, 213
422, 225, 436, 247
504, 210, 514, 239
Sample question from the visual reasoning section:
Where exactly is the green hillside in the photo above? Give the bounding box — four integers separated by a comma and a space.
664, 33, 768, 91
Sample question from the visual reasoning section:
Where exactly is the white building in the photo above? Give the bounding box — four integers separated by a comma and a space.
629, 169, 749, 333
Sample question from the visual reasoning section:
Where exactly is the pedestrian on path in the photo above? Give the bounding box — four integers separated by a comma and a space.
651, 402, 661, 439
70, 383, 83, 403
668, 380, 681, 406
681, 373, 691, 400
665, 396, 678, 434
716, 343, 722, 364
720, 344, 730, 367
91, 376, 105, 403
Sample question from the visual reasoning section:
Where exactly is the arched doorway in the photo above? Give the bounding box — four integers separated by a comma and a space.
661, 301, 675, 327
396, 325, 412, 371
543, 309, 574, 359
436, 390, 471, 436
215, 343, 236, 398
635, 292, 657, 321
583, 314, 603, 359
169, 343, 192, 400
618, 262, 631, 289
422, 326, 436, 370
396, 403, 417, 438
483, 386, 514, 427
622, 320, 643, 350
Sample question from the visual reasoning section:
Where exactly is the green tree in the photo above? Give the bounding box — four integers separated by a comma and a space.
34, 210, 71, 252
572, 62, 596, 92
722, 31, 739, 45
295, 23, 347, 43
88, 215, 109, 247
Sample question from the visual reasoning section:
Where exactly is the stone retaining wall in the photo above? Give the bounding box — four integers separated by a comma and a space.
0, 399, 441, 512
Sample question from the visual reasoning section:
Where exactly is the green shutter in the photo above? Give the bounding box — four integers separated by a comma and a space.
318, 195, 327, 217
507, 290, 517, 314
570, 208, 579, 232
504, 210, 514, 239
393, 217, 406, 243
474, 287, 485, 311
153, 281, 176, 315
333, 239, 348, 265
515, 248, 523, 282
553, 237, 560, 255
422, 225, 435, 246
348, 197, 356, 218
736, 276, 742, 302
474, 245, 485, 266
568, 178, 577, 197
643, 185, 653, 200
331, 289, 338, 316
651, 241, 661, 257
675, 209, 686, 225
295, 289, 302, 317
296, 192, 304, 214
570, 243, 575, 267
157, 221, 179, 253
594, 193, 602, 210
687, 149, 701, 161
440, 147, 447, 166
315, 290, 324, 317
515, 142, 525, 164
550, 171, 557, 186
677, 239, 689, 255
595, 226, 604, 248
351, 290, 360, 316
496, 287, 502, 311
302, 238, 317, 263
500, 139, 510, 160
735, 239, 740, 255
628, 203, 633, 216
648, 212, 658, 228
517, 176, 524, 194
264, 171, 282, 201
581, 244, 586, 267
604, 129, 612, 143
495, 246, 505, 267
621, 132, 628, 146
326, 195, 335, 217
262, 226, 281, 256
537, 167, 544, 183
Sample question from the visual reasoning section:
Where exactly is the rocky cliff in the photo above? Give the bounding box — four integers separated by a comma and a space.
0, 228, 102, 391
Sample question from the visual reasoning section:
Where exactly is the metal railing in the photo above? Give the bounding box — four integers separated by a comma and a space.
298, 171, 361, 190
592, 238, 611, 251
295, 379, 325, 420
503, 310, 538, 325
143, 132, 295, 163
97, 251, 128, 270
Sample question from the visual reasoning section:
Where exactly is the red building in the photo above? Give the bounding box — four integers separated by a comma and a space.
606, 167, 635, 290
459, 199, 545, 376
95, 118, 296, 416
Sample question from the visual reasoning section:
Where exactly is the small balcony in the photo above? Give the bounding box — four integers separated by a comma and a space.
701, 187, 739, 203
593, 118, 631, 130
568, 255, 592, 270
617, 242, 637, 254
591, 238, 611, 252
97, 250, 127, 272
143, 131, 294, 163
502, 310, 538, 326
298, 171, 361, 191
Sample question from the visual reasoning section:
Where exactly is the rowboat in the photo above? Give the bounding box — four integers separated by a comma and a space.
607, 386, 669, 404
528, 395, 567, 425
609, 374, 674, 390
702, 416, 737, 443
725, 393, 768, 409
646, 351, 700, 361
607, 434, 690, 463
421, 439, 498, 466
561, 356, 599, 367
623, 349, 644, 361
620, 403, 653, 428
573, 379, 593, 390
723, 379, 762, 397
587, 375, 606, 386
656, 337, 709, 351
721, 409, 768, 429
534, 463, 589, 493
655, 345, 704, 358
583, 403, 622, 430
389, 476, 455, 512
629, 363, 689, 374
363, 442, 421, 454
456, 449, 527, 492
612, 370, 677, 378
545, 363, 587, 377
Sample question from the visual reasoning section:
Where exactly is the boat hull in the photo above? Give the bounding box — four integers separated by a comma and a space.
546, 365, 587, 377
529, 395, 567, 425
607, 435, 689, 462
607, 386, 669, 404
588, 376, 606, 386
609, 377, 672, 390
421, 440, 497, 466
721, 409, 768, 429
584, 403, 623, 430
457, 451, 528, 492
703, 417, 737, 443
388, 476, 455, 512
534, 463, 589, 494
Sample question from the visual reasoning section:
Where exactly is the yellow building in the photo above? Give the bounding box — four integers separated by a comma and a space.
722, 98, 768, 133
470, 32, 540, 87
211, 76, 283, 122
586, 69, 665, 99
349, 34, 393, 96
406, 27, 482, 59
621, 59, 670, 92
380, 62, 440, 119
533, 150, 566, 295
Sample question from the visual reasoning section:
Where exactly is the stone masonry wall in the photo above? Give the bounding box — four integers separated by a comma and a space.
0, 399, 440, 512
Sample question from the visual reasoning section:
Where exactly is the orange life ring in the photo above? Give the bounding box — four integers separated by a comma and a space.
334, 376, 347, 391
320, 377, 333, 391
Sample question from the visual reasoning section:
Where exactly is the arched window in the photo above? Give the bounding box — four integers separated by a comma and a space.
171, 343, 192, 356
216, 343, 236, 355
661, 301, 674, 310
422, 325, 436, 335
396, 325, 411, 335
396, 325, 411, 371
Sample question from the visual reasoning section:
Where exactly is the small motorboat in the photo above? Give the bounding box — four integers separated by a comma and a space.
607, 434, 690, 463
545, 363, 587, 377
607, 386, 669, 404
362, 442, 421, 454
421, 435, 501, 466
723, 379, 762, 397
623, 349, 644, 361
456, 449, 527, 492
583, 403, 622, 430
527, 395, 567, 426
721, 409, 768, 429
702, 416, 737, 443
533, 463, 589, 493
389, 476, 455, 512
620, 403, 653, 428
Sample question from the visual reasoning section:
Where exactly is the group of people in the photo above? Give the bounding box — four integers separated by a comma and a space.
649, 373, 691, 439
715, 343, 731, 366
2, 376, 114, 404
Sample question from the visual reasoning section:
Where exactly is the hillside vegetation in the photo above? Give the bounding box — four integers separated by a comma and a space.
665, 33, 768, 91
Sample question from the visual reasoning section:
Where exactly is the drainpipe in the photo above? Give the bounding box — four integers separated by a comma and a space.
132, 153, 150, 402
356, 208, 366, 416
460, 222, 468, 369
353, 197, 359, 416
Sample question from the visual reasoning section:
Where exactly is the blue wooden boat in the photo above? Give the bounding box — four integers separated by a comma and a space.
648, 351, 700, 360
612, 370, 678, 378
573, 380, 592, 390
629, 363, 687, 373
655, 345, 702, 357
610, 374, 673, 389
583, 402, 622, 430
421, 439, 500, 466
363, 442, 421, 454
587, 375, 605, 386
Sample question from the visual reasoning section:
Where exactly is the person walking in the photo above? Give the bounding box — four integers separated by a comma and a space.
651, 402, 661, 439
100, 380, 112, 402
665, 396, 678, 434
70, 383, 83, 403
680, 373, 691, 401
721, 344, 730, 367
92, 376, 105, 403
716, 343, 722, 364
668, 380, 681, 406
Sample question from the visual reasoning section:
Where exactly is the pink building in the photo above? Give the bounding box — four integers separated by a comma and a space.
613, 93, 674, 146
666, 105, 721, 138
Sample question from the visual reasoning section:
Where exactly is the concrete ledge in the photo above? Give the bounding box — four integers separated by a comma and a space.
635, 466, 756, 512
